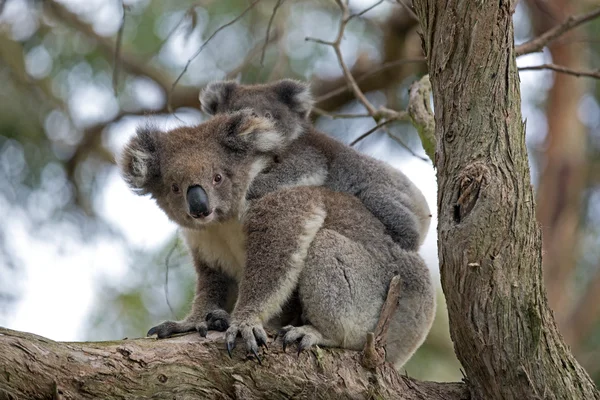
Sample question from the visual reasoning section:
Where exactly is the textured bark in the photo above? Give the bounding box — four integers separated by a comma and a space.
413, 0, 599, 399
0, 328, 468, 400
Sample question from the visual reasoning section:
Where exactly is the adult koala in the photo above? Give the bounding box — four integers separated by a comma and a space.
200, 79, 431, 251
119, 110, 435, 368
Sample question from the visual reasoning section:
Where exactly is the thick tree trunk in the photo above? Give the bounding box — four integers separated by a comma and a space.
413, 0, 598, 399
0, 328, 468, 400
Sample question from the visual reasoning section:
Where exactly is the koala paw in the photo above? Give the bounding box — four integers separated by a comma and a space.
147, 320, 195, 339
278, 325, 325, 355
196, 309, 231, 337
225, 319, 268, 364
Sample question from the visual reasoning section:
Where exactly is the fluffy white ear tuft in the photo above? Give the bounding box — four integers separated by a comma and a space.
118, 127, 160, 195
199, 81, 238, 115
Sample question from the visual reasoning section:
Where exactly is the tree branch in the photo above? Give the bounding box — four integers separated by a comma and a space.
519, 63, 600, 79
0, 327, 468, 400
515, 7, 600, 56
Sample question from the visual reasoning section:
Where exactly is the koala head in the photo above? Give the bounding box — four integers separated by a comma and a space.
199, 79, 314, 145
119, 110, 283, 230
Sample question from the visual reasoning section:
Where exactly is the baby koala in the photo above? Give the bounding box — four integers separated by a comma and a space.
119, 110, 435, 368
200, 79, 432, 251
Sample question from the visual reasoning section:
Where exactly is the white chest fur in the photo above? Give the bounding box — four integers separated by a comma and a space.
182, 219, 247, 281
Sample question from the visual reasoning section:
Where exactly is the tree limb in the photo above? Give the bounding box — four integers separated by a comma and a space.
0, 327, 468, 400
519, 63, 600, 79
515, 7, 600, 56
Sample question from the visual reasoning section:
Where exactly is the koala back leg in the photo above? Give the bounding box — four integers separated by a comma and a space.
296, 228, 387, 351
383, 252, 436, 368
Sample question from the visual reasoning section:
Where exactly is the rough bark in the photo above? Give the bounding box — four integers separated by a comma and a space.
0, 328, 468, 400
413, 0, 599, 399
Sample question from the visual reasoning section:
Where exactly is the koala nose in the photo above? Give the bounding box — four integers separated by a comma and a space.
187, 185, 211, 218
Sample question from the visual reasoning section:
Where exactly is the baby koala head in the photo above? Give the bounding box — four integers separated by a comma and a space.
119, 110, 284, 230
199, 79, 314, 146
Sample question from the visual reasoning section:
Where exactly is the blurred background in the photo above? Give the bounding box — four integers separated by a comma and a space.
0, 0, 599, 384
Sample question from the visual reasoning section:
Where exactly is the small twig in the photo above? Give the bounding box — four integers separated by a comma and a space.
164, 236, 181, 318
349, 0, 384, 20
226, 29, 280, 79
384, 125, 428, 162
350, 119, 398, 147
168, 0, 261, 112
311, 107, 371, 119
361, 275, 402, 369
260, 0, 284, 66
112, 2, 126, 96
516, 7, 600, 56
518, 64, 600, 80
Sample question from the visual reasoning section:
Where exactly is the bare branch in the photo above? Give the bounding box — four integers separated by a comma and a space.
311, 107, 371, 119
384, 125, 428, 161
350, 0, 385, 21
168, 0, 261, 112
315, 57, 426, 104
518, 63, 600, 79
260, 0, 284, 66
361, 275, 403, 370
164, 235, 181, 319
45, 0, 172, 90
112, 2, 126, 95
515, 7, 600, 56
226, 29, 281, 79
350, 119, 398, 147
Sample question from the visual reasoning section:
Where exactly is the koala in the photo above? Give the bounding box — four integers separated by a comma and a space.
199, 79, 432, 251
119, 110, 435, 368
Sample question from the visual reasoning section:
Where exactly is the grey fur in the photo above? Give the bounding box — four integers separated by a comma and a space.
200, 79, 431, 250
119, 109, 435, 369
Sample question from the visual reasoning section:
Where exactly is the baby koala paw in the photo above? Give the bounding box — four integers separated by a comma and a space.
225, 318, 268, 364
147, 320, 195, 339
196, 309, 231, 337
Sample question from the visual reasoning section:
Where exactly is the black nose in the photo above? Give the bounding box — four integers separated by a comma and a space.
187, 185, 211, 218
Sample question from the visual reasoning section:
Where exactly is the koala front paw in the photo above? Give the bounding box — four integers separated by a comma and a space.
196, 309, 231, 337
147, 320, 196, 339
225, 319, 268, 364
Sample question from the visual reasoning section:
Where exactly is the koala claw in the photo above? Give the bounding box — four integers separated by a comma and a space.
251, 348, 262, 365
227, 341, 234, 359
225, 320, 268, 364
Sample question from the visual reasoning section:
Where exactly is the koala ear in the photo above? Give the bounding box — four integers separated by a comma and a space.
118, 127, 160, 195
222, 110, 285, 153
271, 79, 314, 119
200, 81, 238, 115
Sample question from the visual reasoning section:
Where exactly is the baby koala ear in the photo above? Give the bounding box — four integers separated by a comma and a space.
200, 80, 238, 115
223, 110, 285, 153
118, 127, 161, 195
271, 79, 314, 119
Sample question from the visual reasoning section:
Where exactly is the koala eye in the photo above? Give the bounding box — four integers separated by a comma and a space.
171, 183, 180, 194
264, 112, 273, 119
213, 174, 222, 185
